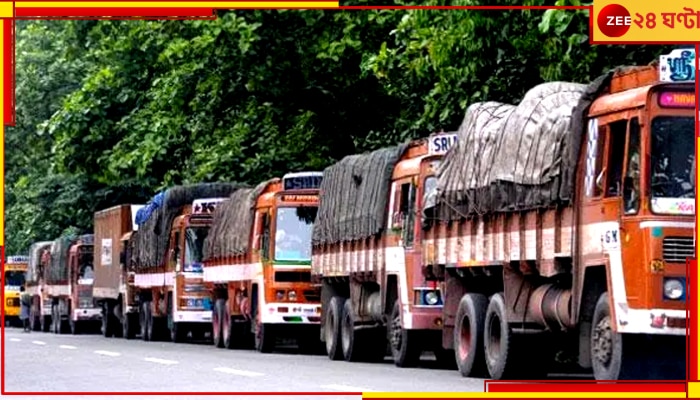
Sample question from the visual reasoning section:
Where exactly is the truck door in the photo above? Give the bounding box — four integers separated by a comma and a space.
578, 116, 633, 328
390, 177, 417, 310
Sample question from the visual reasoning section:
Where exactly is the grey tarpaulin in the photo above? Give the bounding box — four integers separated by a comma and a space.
312, 143, 409, 245
426, 74, 614, 221
203, 179, 274, 260
132, 182, 243, 269
47, 235, 77, 284
26, 241, 52, 284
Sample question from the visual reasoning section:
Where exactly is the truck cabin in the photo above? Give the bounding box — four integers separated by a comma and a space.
391, 133, 457, 243
70, 235, 95, 285
4, 256, 29, 289
271, 172, 323, 266
170, 199, 224, 274
585, 77, 694, 312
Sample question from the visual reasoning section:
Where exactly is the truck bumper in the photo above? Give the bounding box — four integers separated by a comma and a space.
408, 307, 443, 330
4, 306, 19, 317
261, 303, 321, 324
173, 310, 212, 323
618, 308, 686, 335
73, 308, 102, 321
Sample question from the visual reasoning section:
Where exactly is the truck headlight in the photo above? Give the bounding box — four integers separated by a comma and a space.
276, 290, 285, 301
424, 291, 440, 305
288, 291, 297, 302
663, 278, 685, 300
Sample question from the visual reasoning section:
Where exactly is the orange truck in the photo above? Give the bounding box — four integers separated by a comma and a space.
312, 132, 458, 367
93, 204, 144, 339
128, 183, 241, 342
422, 50, 693, 380
3, 255, 29, 327
26, 241, 53, 331
203, 172, 324, 353
41, 234, 99, 334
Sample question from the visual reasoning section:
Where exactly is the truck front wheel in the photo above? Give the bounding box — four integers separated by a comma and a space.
212, 299, 224, 348
591, 292, 637, 380
389, 300, 421, 368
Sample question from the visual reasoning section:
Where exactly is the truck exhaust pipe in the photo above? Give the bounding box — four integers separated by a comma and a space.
527, 284, 574, 331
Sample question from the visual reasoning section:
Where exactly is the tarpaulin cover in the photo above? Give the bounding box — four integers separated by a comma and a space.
47, 235, 77, 284
425, 74, 614, 221
312, 143, 408, 245
135, 191, 165, 226
203, 180, 273, 260
26, 241, 53, 284
131, 182, 243, 269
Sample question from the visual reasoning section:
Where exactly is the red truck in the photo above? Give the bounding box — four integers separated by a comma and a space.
41, 234, 99, 334
128, 183, 241, 342
313, 132, 458, 367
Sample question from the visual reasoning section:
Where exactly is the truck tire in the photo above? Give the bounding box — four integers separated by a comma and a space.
171, 322, 186, 343
123, 313, 137, 339
222, 300, 241, 349
51, 304, 60, 334
591, 292, 637, 380
212, 299, 224, 348
255, 323, 275, 353
389, 300, 421, 368
324, 296, 344, 361
454, 293, 488, 377
484, 292, 530, 379
41, 313, 51, 333
69, 317, 80, 335
140, 302, 151, 342
340, 298, 382, 362
102, 303, 113, 338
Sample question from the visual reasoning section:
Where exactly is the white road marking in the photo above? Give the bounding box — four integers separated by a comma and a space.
94, 350, 120, 357
320, 384, 376, 392
60, 345, 77, 350
32, 340, 46, 345
9, 338, 21, 342
212, 367, 264, 377
144, 357, 179, 365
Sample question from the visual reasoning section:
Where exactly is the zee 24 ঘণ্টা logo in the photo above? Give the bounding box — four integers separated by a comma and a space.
597, 3, 700, 38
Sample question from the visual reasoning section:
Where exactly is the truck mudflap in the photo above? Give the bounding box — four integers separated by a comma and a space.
261, 303, 321, 324
173, 310, 212, 323
73, 307, 102, 321
616, 308, 687, 335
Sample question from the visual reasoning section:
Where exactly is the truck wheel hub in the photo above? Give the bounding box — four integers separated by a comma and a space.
593, 316, 613, 366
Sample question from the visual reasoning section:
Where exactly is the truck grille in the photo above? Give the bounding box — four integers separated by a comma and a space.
662, 236, 694, 263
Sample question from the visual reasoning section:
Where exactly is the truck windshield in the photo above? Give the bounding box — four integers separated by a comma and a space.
650, 116, 695, 215
4, 271, 25, 287
184, 226, 209, 272
274, 206, 317, 262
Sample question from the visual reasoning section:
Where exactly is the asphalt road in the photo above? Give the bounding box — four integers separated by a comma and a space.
2, 326, 486, 397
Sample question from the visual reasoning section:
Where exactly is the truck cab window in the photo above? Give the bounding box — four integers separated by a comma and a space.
261, 212, 271, 259
592, 125, 608, 198
623, 118, 641, 214
605, 119, 628, 197
400, 182, 416, 247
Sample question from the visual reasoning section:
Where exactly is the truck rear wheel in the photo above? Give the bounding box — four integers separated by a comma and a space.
324, 296, 344, 361
212, 299, 224, 348
591, 292, 637, 380
340, 298, 383, 362
123, 313, 137, 339
454, 293, 488, 377
171, 322, 186, 343
41, 314, 51, 333
51, 305, 60, 334
102, 303, 113, 338
69, 318, 80, 335
140, 302, 151, 342
389, 300, 421, 368
484, 292, 547, 379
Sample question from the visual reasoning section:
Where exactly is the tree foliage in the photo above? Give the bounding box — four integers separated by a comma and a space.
5, 7, 675, 254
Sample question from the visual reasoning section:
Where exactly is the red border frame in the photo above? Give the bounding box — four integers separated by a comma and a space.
0, 3, 696, 397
